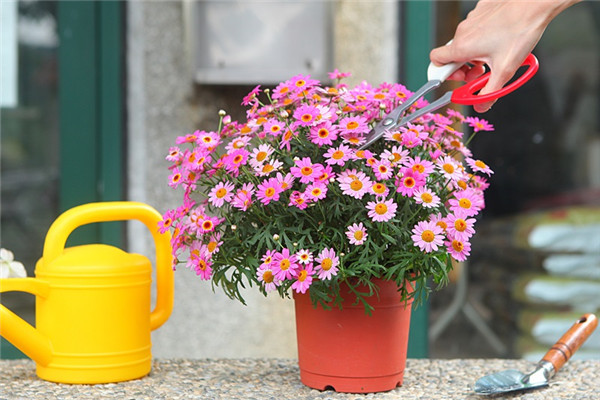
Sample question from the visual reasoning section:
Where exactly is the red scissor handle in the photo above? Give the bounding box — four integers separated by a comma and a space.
451, 53, 539, 105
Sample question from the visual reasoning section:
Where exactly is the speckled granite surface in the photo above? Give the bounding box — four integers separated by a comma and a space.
0, 358, 598, 399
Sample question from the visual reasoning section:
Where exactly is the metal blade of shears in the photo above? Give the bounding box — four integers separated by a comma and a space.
359, 79, 444, 150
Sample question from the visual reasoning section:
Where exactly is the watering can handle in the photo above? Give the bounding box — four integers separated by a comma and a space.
43, 201, 174, 330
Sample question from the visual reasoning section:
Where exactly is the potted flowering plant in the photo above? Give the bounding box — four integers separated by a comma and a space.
162, 70, 493, 392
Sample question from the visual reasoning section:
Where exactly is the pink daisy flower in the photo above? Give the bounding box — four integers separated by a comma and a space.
411, 220, 445, 253
293, 104, 320, 127
188, 243, 213, 280
196, 130, 221, 150
261, 249, 278, 268
272, 79, 294, 100
305, 182, 328, 201
404, 156, 435, 176
445, 211, 476, 242
346, 222, 368, 245
263, 118, 285, 136
448, 188, 483, 217
413, 186, 441, 209
166, 146, 182, 163
381, 145, 409, 165
466, 157, 494, 176
250, 144, 275, 166
224, 148, 250, 175
276, 172, 295, 191
309, 121, 338, 146
168, 168, 183, 188
257, 265, 279, 293
315, 248, 339, 280
159, 209, 176, 234
290, 157, 324, 184
436, 155, 463, 181
366, 197, 397, 222
339, 115, 369, 136
316, 164, 336, 184
396, 167, 425, 197
289, 190, 309, 210
446, 238, 471, 261
256, 177, 283, 205
254, 158, 283, 177
372, 159, 394, 180
242, 85, 261, 106
324, 144, 353, 166
291, 262, 315, 294
295, 249, 313, 265
231, 183, 255, 212
208, 181, 235, 208
273, 248, 299, 281
328, 69, 351, 80
225, 136, 251, 152
401, 124, 425, 148
465, 116, 494, 132
370, 181, 389, 197
338, 169, 371, 199
206, 232, 223, 255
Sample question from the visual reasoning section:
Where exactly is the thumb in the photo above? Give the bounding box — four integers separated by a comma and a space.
430, 43, 460, 67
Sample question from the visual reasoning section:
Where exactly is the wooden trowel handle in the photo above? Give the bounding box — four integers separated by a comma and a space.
542, 313, 598, 372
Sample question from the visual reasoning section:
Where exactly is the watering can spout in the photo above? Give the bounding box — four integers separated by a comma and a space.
0, 278, 53, 366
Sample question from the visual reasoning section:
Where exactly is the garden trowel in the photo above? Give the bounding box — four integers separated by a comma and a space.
474, 313, 597, 396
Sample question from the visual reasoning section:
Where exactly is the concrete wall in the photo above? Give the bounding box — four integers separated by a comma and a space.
127, 0, 398, 358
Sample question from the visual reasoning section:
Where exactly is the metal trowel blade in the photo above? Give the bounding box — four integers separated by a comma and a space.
474, 368, 548, 395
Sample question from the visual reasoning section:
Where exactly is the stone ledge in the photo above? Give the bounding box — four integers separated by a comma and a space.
0, 358, 598, 399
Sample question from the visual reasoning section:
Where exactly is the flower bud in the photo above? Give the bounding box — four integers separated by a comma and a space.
231, 225, 237, 231
273, 234, 280, 241
218, 109, 226, 117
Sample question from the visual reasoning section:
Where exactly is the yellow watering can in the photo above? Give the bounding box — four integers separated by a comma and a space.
0, 202, 174, 384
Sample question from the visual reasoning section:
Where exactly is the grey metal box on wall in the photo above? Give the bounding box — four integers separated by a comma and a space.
184, 0, 333, 85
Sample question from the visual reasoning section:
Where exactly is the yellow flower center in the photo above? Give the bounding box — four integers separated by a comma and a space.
332, 150, 344, 160
233, 155, 243, 164
262, 164, 274, 174
457, 180, 468, 190
207, 241, 217, 253
270, 125, 281, 133
216, 188, 227, 198
455, 219, 467, 232
265, 188, 276, 197
372, 183, 386, 194
280, 259, 290, 271
321, 258, 333, 271
262, 270, 274, 283
392, 132, 402, 142
297, 269, 308, 281
302, 114, 313, 123
301, 166, 313, 176
346, 121, 359, 130
202, 220, 214, 231
443, 163, 455, 174
421, 193, 433, 203
452, 240, 464, 252
459, 198, 472, 209
475, 160, 487, 169
256, 151, 267, 162
421, 230, 435, 243
436, 221, 448, 230
353, 231, 364, 241
350, 179, 363, 191
311, 188, 322, 197
375, 203, 388, 215
403, 177, 415, 188
318, 128, 329, 138
412, 164, 425, 173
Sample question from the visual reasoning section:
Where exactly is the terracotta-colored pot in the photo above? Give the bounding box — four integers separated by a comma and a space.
293, 278, 413, 393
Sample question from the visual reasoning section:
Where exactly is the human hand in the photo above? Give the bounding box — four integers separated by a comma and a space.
430, 0, 581, 113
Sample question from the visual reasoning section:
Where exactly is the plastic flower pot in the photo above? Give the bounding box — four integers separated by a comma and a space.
293, 278, 413, 393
